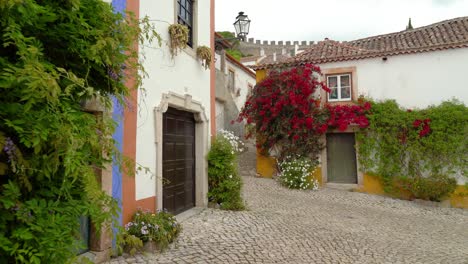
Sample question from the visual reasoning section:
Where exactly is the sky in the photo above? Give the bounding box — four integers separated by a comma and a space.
215, 0, 468, 42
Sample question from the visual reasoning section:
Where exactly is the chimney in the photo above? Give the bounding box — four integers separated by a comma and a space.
273, 52, 277, 62
260, 48, 265, 56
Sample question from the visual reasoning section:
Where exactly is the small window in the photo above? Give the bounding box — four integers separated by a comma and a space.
327, 74, 351, 101
177, 0, 193, 47
247, 83, 253, 96
228, 70, 235, 92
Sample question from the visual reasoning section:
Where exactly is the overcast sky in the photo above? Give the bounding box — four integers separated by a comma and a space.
216, 0, 468, 41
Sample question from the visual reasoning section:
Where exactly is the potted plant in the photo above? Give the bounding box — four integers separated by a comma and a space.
196, 46, 212, 70
168, 24, 189, 58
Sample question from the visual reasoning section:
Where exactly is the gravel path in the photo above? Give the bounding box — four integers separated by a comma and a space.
107, 175, 468, 264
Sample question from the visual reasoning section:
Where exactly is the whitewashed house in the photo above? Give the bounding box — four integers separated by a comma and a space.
214, 33, 256, 136
252, 17, 468, 185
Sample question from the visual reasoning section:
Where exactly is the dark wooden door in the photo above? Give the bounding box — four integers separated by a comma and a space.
163, 108, 195, 214
326, 133, 357, 184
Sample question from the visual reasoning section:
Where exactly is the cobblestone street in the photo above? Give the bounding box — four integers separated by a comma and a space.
108, 175, 468, 264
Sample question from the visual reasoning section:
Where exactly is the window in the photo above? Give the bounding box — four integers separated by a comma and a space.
247, 83, 253, 97
228, 70, 235, 92
327, 74, 351, 101
177, 0, 193, 47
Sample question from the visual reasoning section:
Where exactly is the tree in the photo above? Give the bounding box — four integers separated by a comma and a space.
0, 0, 158, 262
406, 18, 414, 30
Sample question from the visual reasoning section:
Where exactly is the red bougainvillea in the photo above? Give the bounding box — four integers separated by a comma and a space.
326, 101, 371, 131
238, 64, 330, 158
237, 64, 371, 159
413, 118, 431, 137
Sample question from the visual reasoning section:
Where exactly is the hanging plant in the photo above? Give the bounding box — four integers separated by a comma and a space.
196, 46, 212, 70
168, 24, 189, 58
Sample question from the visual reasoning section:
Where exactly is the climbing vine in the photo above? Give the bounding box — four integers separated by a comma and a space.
356, 99, 467, 200
0, 0, 159, 262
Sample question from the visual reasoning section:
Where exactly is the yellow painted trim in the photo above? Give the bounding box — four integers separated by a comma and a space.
450, 185, 468, 209
256, 69, 267, 83
359, 174, 468, 209
256, 150, 276, 178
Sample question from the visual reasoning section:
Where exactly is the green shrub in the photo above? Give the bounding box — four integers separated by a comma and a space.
394, 175, 457, 202
278, 157, 319, 190
207, 134, 245, 210
123, 209, 181, 251
0, 0, 159, 262
356, 99, 467, 200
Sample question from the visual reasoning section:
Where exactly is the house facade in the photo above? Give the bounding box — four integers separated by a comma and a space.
214, 36, 256, 136
87, 0, 215, 260
252, 17, 468, 188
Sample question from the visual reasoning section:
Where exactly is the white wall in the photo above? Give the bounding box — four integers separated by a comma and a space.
225, 59, 256, 111
320, 48, 468, 184
321, 48, 468, 108
135, 0, 212, 200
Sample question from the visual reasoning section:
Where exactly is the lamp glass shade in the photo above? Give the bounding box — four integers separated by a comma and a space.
233, 12, 250, 39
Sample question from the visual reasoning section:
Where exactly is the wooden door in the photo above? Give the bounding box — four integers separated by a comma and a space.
163, 108, 195, 214
326, 133, 357, 184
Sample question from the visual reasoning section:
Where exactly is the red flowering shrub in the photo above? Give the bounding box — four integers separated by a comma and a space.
413, 118, 431, 137
238, 64, 330, 159
326, 101, 371, 131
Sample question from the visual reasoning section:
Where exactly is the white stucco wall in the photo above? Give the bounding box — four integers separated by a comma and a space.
320, 48, 468, 184
225, 59, 256, 111
320, 48, 468, 108
135, 0, 212, 200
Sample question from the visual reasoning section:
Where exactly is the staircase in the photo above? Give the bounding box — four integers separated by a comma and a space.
238, 139, 257, 177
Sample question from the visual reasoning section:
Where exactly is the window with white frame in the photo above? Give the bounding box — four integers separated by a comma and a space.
327, 74, 352, 101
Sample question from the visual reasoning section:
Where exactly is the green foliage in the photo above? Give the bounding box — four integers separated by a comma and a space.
0, 0, 159, 262
394, 175, 457, 202
278, 157, 319, 190
216, 31, 249, 61
123, 209, 181, 252
207, 135, 245, 211
217, 31, 239, 46
118, 232, 143, 256
356, 99, 466, 200
226, 49, 243, 61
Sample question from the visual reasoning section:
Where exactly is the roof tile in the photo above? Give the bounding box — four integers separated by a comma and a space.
252, 17, 468, 70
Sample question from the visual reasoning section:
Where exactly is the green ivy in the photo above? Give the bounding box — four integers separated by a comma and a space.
0, 0, 159, 262
356, 99, 467, 199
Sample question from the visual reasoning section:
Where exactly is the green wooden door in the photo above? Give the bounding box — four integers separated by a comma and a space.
326, 133, 357, 183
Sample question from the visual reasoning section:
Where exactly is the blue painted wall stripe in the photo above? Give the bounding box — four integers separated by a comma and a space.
111, 0, 126, 245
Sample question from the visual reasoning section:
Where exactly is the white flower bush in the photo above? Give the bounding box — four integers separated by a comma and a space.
278, 156, 319, 190
218, 129, 245, 153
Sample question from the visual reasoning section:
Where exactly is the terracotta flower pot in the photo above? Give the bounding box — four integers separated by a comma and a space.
142, 239, 159, 252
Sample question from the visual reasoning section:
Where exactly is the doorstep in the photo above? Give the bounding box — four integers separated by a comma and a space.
325, 183, 358, 191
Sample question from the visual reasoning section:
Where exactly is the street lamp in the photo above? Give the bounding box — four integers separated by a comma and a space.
233, 11, 251, 41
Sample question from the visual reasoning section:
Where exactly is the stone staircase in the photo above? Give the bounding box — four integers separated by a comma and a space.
238, 140, 257, 177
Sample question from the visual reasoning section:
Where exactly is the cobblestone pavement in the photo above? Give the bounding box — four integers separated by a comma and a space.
108, 176, 468, 264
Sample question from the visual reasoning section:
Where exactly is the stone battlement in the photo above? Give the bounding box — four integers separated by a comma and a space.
244, 38, 316, 46
238, 38, 317, 57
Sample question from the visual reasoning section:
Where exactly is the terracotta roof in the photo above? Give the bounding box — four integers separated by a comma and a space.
214, 32, 232, 49
240, 55, 264, 63
252, 16, 468, 70
260, 53, 291, 64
